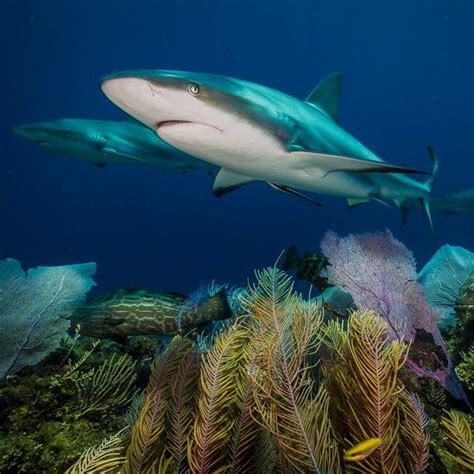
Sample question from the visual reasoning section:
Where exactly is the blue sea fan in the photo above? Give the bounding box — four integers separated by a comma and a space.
0, 258, 96, 378
418, 245, 474, 329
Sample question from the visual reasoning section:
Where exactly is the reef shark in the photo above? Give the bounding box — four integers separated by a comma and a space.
101, 70, 436, 218
431, 188, 474, 215
12, 118, 215, 172
400, 187, 474, 226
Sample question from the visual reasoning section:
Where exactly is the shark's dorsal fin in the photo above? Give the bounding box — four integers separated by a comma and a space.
213, 168, 257, 197
305, 72, 343, 123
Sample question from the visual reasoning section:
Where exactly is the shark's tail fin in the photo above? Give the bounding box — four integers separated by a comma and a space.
399, 146, 438, 230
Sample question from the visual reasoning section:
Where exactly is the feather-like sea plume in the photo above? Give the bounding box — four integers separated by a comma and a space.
226, 348, 277, 474
243, 266, 341, 473
188, 321, 251, 474
123, 336, 192, 473
323, 310, 429, 473
75, 353, 137, 417
440, 410, 474, 472
167, 341, 200, 473
65, 267, 451, 474
65, 428, 126, 474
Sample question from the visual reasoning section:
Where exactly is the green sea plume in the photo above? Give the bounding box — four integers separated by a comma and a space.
439, 410, 474, 472
74, 353, 137, 417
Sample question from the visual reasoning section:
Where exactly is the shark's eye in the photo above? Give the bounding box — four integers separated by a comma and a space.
188, 83, 200, 96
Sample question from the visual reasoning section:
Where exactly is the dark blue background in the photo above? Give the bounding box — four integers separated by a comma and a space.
1, 0, 473, 294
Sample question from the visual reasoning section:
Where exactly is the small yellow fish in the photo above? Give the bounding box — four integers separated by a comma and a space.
344, 437, 384, 462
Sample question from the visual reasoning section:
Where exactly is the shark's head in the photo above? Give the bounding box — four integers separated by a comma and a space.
12, 120, 108, 153
101, 70, 287, 165
12, 119, 113, 164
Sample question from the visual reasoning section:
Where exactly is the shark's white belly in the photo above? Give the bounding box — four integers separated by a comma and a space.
157, 119, 378, 199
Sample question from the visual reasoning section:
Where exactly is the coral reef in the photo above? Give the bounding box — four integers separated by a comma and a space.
1, 265, 472, 473
320, 230, 469, 406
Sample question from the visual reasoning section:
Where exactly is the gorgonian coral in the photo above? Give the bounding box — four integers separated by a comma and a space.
320, 230, 469, 406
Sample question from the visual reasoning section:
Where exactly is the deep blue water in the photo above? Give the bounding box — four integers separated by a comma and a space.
1, 0, 473, 295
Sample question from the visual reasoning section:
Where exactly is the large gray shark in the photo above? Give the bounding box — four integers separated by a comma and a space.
12, 118, 215, 172
100, 70, 435, 215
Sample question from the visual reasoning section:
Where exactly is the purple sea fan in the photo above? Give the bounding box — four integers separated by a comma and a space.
320, 230, 469, 406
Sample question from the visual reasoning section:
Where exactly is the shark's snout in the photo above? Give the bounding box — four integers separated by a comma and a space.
101, 77, 158, 117
12, 125, 49, 143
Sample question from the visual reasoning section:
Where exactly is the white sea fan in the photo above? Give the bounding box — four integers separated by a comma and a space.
0, 258, 96, 377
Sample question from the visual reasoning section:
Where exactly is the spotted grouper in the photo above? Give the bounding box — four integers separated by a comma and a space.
69, 288, 233, 339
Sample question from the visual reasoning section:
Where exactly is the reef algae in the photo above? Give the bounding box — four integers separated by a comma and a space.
0, 335, 148, 473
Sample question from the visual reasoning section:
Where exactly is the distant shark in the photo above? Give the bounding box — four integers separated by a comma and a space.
400, 187, 474, 225
101, 70, 436, 221
12, 118, 215, 172
431, 188, 474, 215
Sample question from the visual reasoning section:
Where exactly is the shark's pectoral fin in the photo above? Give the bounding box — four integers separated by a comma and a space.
305, 72, 343, 123
289, 151, 428, 177
102, 146, 145, 163
213, 168, 258, 197
267, 183, 323, 206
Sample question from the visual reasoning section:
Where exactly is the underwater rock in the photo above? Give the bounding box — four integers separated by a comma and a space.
0, 259, 96, 378
315, 286, 355, 319
70, 288, 233, 340
418, 245, 474, 329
